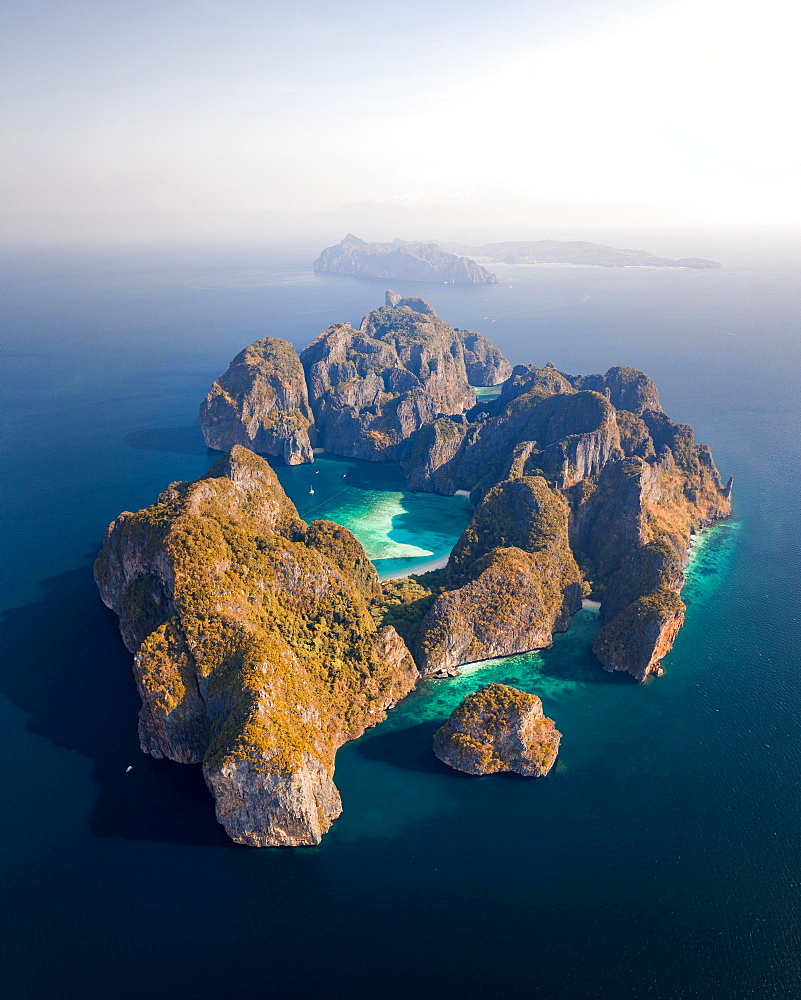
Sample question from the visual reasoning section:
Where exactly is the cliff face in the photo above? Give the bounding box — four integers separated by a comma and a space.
592, 589, 686, 681
402, 357, 731, 681
414, 477, 582, 675
198, 293, 511, 467
405, 379, 623, 496
94, 446, 417, 847
433, 683, 561, 776
300, 295, 493, 461
314, 234, 497, 284
200, 338, 316, 465
456, 329, 513, 386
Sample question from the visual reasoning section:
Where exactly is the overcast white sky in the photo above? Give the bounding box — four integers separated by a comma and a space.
3, 0, 799, 241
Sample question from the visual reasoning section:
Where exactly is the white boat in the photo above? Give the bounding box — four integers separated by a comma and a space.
309, 488, 315, 494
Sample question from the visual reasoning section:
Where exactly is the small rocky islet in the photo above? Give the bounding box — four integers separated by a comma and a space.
433, 683, 561, 777
96, 291, 732, 845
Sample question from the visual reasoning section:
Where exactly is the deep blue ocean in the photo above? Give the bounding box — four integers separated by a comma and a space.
2, 236, 800, 999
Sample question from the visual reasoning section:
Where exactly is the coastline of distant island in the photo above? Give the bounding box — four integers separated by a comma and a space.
313, 234, 721, 284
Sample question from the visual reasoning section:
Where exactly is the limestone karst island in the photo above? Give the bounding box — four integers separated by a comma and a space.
96, 292, 732, 847
313, 234, 721, 284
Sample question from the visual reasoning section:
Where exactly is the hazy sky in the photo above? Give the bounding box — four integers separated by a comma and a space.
3, 0, 799, 241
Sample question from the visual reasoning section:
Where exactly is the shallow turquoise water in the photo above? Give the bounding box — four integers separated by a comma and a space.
274, 453, 471, 579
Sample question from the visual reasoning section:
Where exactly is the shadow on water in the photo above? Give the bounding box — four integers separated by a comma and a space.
0, 559, 229, 848
124, 424, 211, 457
355, 722, 454, 775
536, 625, 636, 687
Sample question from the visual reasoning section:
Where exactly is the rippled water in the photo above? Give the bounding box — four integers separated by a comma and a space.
2, 238, 799, 999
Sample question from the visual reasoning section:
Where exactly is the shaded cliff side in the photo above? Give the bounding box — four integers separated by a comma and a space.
300, 293, 509, 461
200, 338, 316, 465
94, 446, 417, 847
200, 293, 511, 466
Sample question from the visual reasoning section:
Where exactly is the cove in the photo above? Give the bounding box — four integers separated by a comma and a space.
273, 452, 472, 579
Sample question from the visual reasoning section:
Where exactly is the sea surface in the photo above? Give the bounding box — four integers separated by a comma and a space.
2, 235, 800, 999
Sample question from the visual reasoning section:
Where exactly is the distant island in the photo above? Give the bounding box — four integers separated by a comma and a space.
97, 291, 732, 847
314, 234, 720, 283
447, 239, 721, 269
314, 234, 497, 283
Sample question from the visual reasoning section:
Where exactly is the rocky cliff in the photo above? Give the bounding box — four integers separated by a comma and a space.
300, 293, 508, 461
200, 338, 316, 465
314, 234, 497, 284
199, 293, 511, 466
414, 477, 582, 675
94, 446, 417, 846
433, 683, 561, 776
397, 357, 731, 680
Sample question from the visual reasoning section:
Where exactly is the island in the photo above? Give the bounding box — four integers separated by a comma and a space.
95, 446, 417, 846
314, 234, 497, 283
433, 683, 561, 776
446, 239, 721, 269
99, 291, 732, 846
313, 235, 720, 283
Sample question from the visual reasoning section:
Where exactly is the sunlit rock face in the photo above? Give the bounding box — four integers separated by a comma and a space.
95, 446, 417, 847
433, 683, 561, 776
414, 477, 582, 675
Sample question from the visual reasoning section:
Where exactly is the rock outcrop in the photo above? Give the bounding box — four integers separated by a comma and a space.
394, 356, 731, 681
314, 234, 497, 284
300, 295, 490, 461
414, 477, 582, 675
433, 683, 561, 776
200, 338, 316, 465
592, 588, 685, 681
404, 377, 624, 496
455, 329, 513, 385
94, 446, 417, 847
198, 294, 511, 467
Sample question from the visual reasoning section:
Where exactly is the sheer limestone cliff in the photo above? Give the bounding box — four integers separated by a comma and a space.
199, 294, 511, 466
433, 683, 561, 776
392, 358, 730, 681
94, 446, 417, 847
200, 338, 316, 465
414, 477, 582, 675
300, 293, 510, 461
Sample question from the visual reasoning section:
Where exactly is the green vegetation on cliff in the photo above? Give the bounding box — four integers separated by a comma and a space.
95, 446, 418, 845
433, 682, 561, 776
